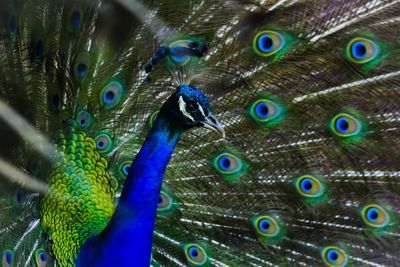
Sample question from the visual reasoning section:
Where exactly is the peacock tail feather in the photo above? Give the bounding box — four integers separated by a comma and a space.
1, 0, 400, 266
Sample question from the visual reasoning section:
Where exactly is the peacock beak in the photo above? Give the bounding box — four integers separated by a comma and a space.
201, 113, 225, 139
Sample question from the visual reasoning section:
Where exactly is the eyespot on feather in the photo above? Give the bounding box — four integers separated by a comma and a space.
100, 81, 125, 109
76, 109, 92, 129
74, 54, 90, 79
70, 10, 81, 30
157, 191, 173, 212
253, 30, 286, 57
212, 151, 247, 181
110, 176, 119, 192
329, 112, 366, 140
248, 97, 285, 127
2, 249, 14, 267
295, 175, 325, 198
253, 215, 280, 237
167, 38, 205, 66
117, 161, 131, 179
346, 37, 379, 64
95, 132, 113, 154
361, 204, 390, 228
184, 243, 208, 266
35, 248, 50, 267
321, 246, 349, 267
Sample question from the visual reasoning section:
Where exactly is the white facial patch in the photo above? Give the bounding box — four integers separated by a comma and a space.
178, 96, 195, 122
198, 104, 207, 120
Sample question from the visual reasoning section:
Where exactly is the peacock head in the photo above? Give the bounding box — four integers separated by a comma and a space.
159, 84, 225, 138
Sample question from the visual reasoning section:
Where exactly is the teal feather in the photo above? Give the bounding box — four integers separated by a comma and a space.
1, 0, 400, 266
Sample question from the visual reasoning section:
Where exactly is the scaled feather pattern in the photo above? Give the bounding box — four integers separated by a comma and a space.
0, 0, 400, 266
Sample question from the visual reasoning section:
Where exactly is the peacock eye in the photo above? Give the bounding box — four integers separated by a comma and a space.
168, 39, 197, 66
212, 151, 248, 181
346, 37, 379, 64
70, 10, 81, 30
117, 161, 131, 179
249, 98, 283, 125
77, 63, 88, 77
295, 175, 325, 198
76, 109, 92, 129
2, 249, 14, 267
170, 45, 186, 63
361, 204, 390, 228
185, 102, 198, 113
184, 243, 208, 265
253, 30, 286, 57
14, 190, 25, 205
95, 132, 113, 154
321, 246, 348, 267
74, 54, 90, 79
213, 152, 242, 175
110, 176, 119, 191
35, 248, 49, 267
330, 113, 362, 138
100, 81, 125, 109
253, 215, 280, 237
122, 164, 130, 176
157, 191, 173, 211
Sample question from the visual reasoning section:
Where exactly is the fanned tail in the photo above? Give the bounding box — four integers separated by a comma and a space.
1, 0, 400, 266
152, 1, 400, 266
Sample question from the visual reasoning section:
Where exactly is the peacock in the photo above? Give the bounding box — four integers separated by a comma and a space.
0, 0, 400, 266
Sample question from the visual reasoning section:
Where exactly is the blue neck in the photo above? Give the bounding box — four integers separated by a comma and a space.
77, 116, 182, 267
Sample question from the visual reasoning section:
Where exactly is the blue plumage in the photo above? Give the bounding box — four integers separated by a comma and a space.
76, 85, 223, 266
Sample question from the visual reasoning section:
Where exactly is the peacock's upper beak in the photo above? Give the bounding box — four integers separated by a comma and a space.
201, 113, 225, 139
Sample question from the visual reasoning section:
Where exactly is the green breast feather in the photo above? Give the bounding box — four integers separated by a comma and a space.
40, 125, 115, 266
